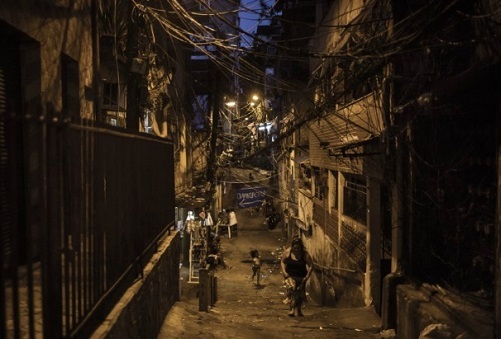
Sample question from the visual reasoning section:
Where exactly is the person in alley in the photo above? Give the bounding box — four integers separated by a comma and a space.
281, 237, 313, 317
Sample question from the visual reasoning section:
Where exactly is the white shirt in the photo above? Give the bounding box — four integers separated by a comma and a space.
205, 212, 213, 226
228, 211, 238, 226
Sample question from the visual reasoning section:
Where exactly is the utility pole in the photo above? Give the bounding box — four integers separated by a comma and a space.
206, 67, 221, 207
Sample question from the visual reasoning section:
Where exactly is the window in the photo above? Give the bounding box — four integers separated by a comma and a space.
351, 59, 373, 99
314, 167, 327, 201
61, 54, 79, 120
299, 165, 311, 191
329, 170, 338, 210
343, 174, 367, 224
332, 65, 345, 105
192, 94, 209, 131
103, 82, 118, 106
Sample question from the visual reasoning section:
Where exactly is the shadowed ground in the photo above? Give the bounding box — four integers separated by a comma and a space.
158, 209, 382, 339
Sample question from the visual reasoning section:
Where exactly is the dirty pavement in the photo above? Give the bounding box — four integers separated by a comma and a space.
157, 209, 382, 338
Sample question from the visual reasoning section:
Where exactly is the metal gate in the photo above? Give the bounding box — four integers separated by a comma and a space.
1, 113, 175, 338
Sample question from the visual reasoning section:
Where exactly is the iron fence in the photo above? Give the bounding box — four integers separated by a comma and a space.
1, 115, 175, 338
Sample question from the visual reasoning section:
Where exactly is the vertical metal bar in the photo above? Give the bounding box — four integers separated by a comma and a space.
78, 123, 84, 321
75, 122, 82, 326
43, 114, 63, 338
89, 122, 96, 309
94, 130, 104, 302
0, 95, 6, 339
61, 125, 69, 336
4, 115, 23, 338
77, 123, 84, 321
65, 124, 77, 334
39, 114, 48, 339
0, 208, 5, 339
11, 266, 20, 339
496, 97, 501, 339
10, 116, 22, 339
85, 122, 91, 314
23, 120, 35, 339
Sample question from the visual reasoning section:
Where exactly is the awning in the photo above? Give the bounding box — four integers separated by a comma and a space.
328, 136, 381, 158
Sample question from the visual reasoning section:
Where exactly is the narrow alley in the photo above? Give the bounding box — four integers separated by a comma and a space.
157, 209, 382, 339
1, 2, 499, 338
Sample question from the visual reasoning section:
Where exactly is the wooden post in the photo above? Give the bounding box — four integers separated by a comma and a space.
199, 265, 218, 311
208, 272, 214, 307
213, 276, 217, 305
199, 267, 208, 312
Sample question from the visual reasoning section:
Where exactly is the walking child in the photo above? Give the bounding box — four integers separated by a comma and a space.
250, 249, 262, 286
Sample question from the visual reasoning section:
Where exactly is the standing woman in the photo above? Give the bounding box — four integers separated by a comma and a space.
280, 237, 313, 317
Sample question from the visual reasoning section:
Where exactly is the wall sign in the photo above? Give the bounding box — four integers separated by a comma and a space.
236, 186, 267, 208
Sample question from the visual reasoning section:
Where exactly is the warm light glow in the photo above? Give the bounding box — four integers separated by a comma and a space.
252, 95, 259, 101
225, 101, 236, 107
250, 102, 255, 106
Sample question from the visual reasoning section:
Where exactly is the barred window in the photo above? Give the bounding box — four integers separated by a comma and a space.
343, 174, 366, 225
314, 167, 327, 201
103, 83, 118, 106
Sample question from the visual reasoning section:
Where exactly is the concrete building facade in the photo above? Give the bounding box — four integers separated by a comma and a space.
276, 0, 500, 337
1, 1, 179, 338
